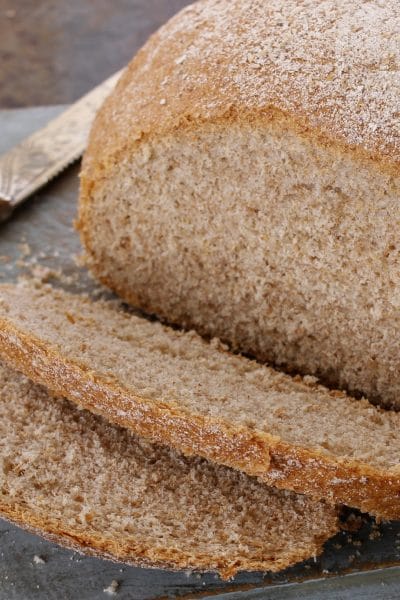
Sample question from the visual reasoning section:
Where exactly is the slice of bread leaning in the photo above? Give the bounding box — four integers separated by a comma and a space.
0, 360, 338, 578
0, 282, 399, 518
78, 0, 400, 411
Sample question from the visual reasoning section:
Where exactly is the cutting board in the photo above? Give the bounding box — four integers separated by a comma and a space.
0, 107, 400, 600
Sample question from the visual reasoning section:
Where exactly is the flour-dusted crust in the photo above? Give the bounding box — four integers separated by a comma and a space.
1, 317, 399, 519
79, 0, 400, 206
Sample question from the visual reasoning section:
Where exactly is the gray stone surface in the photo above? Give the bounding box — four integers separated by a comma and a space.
0, 1, 192, 108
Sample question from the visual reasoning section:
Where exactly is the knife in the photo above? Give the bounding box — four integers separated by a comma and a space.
0, 69, 124, 222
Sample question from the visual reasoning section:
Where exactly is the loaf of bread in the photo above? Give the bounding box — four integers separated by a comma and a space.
0, 361, 338, 577
1, 282, 399, 518
78, 0, 400, 409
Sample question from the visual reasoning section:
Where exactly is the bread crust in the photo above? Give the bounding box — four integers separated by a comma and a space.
1, 318, 399, 520
78, 0, 400, 210
78, 1, 400, 254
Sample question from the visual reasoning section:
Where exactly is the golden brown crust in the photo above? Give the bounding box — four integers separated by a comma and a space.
1, 318, 399, 520
79, 0, 400, 210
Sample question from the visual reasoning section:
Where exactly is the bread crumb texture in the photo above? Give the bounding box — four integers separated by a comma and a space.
0, 282, 399, 518
0, 360, 337, 578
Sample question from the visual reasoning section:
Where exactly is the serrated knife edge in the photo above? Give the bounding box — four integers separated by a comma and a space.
0, 69, 124, 221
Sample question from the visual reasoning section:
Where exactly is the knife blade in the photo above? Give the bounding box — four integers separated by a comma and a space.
0, 69, 124, 222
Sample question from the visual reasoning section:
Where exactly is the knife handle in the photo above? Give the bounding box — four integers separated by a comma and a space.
0, 69, 123, 222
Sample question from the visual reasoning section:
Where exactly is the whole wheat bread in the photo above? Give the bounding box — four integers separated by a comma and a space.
78, 0, 400, 410
0, 282, 399, 518
0, 360, 338, 578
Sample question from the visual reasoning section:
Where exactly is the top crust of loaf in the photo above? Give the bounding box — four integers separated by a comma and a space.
81, 0, 400, 191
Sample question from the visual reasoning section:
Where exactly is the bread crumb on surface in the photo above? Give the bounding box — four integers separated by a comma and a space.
73, 253, 87, 268
33, 555, 46, 565
103, 580, 119, 595
30, 265, 60, 283
18, 243, 31, 259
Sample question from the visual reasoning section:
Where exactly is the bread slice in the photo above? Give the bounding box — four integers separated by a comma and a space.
0, 360, 338, 578
0, 282, 399, 519
78, 0, 400, 410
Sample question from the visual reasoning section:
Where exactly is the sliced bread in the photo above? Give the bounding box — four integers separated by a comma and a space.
0, 360, 338, 578
0, 282, 399, 518
78, 0, 400, 410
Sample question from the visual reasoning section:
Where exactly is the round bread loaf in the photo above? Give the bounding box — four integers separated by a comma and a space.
78, 0, 400, 408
